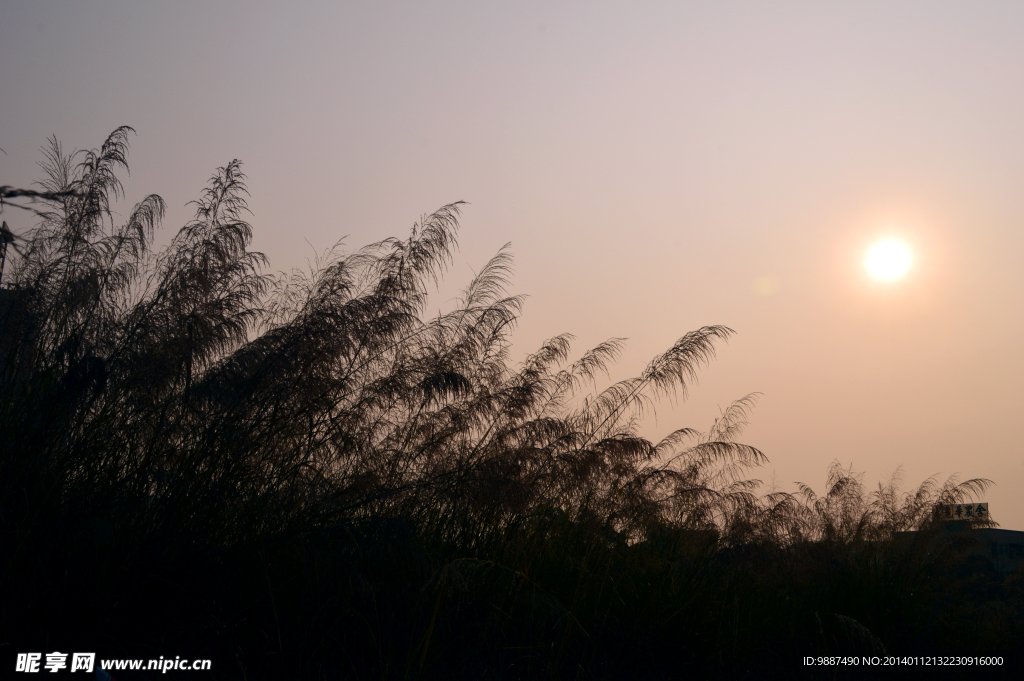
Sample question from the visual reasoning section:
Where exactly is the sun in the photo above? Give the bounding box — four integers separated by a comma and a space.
865, 239, 912, 281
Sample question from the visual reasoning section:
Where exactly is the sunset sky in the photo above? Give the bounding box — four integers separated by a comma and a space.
3, 1, 1022, 528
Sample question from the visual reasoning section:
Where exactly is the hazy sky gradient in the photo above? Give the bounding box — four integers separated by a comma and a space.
3, 1, 1023, 527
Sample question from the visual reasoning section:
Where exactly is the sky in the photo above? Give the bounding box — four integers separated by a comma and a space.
2, 0, 1023, 529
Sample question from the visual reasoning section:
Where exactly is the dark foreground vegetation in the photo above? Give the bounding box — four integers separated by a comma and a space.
2, 129, 1021, 679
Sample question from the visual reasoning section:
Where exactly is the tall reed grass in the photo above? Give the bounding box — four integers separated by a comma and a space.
1, 129, 1016, 679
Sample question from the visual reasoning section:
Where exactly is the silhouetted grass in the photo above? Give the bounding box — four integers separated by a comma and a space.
2, 129, 1019, 679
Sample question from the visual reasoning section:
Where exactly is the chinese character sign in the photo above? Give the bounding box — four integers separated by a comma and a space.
934, 502, 989, 521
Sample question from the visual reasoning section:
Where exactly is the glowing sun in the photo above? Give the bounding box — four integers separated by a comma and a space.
865, 239, 912, 281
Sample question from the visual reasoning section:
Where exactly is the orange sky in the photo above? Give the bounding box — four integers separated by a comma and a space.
3, 1, 1022, 528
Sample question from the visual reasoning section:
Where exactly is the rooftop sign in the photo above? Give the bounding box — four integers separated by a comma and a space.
934, 502, 989, 521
